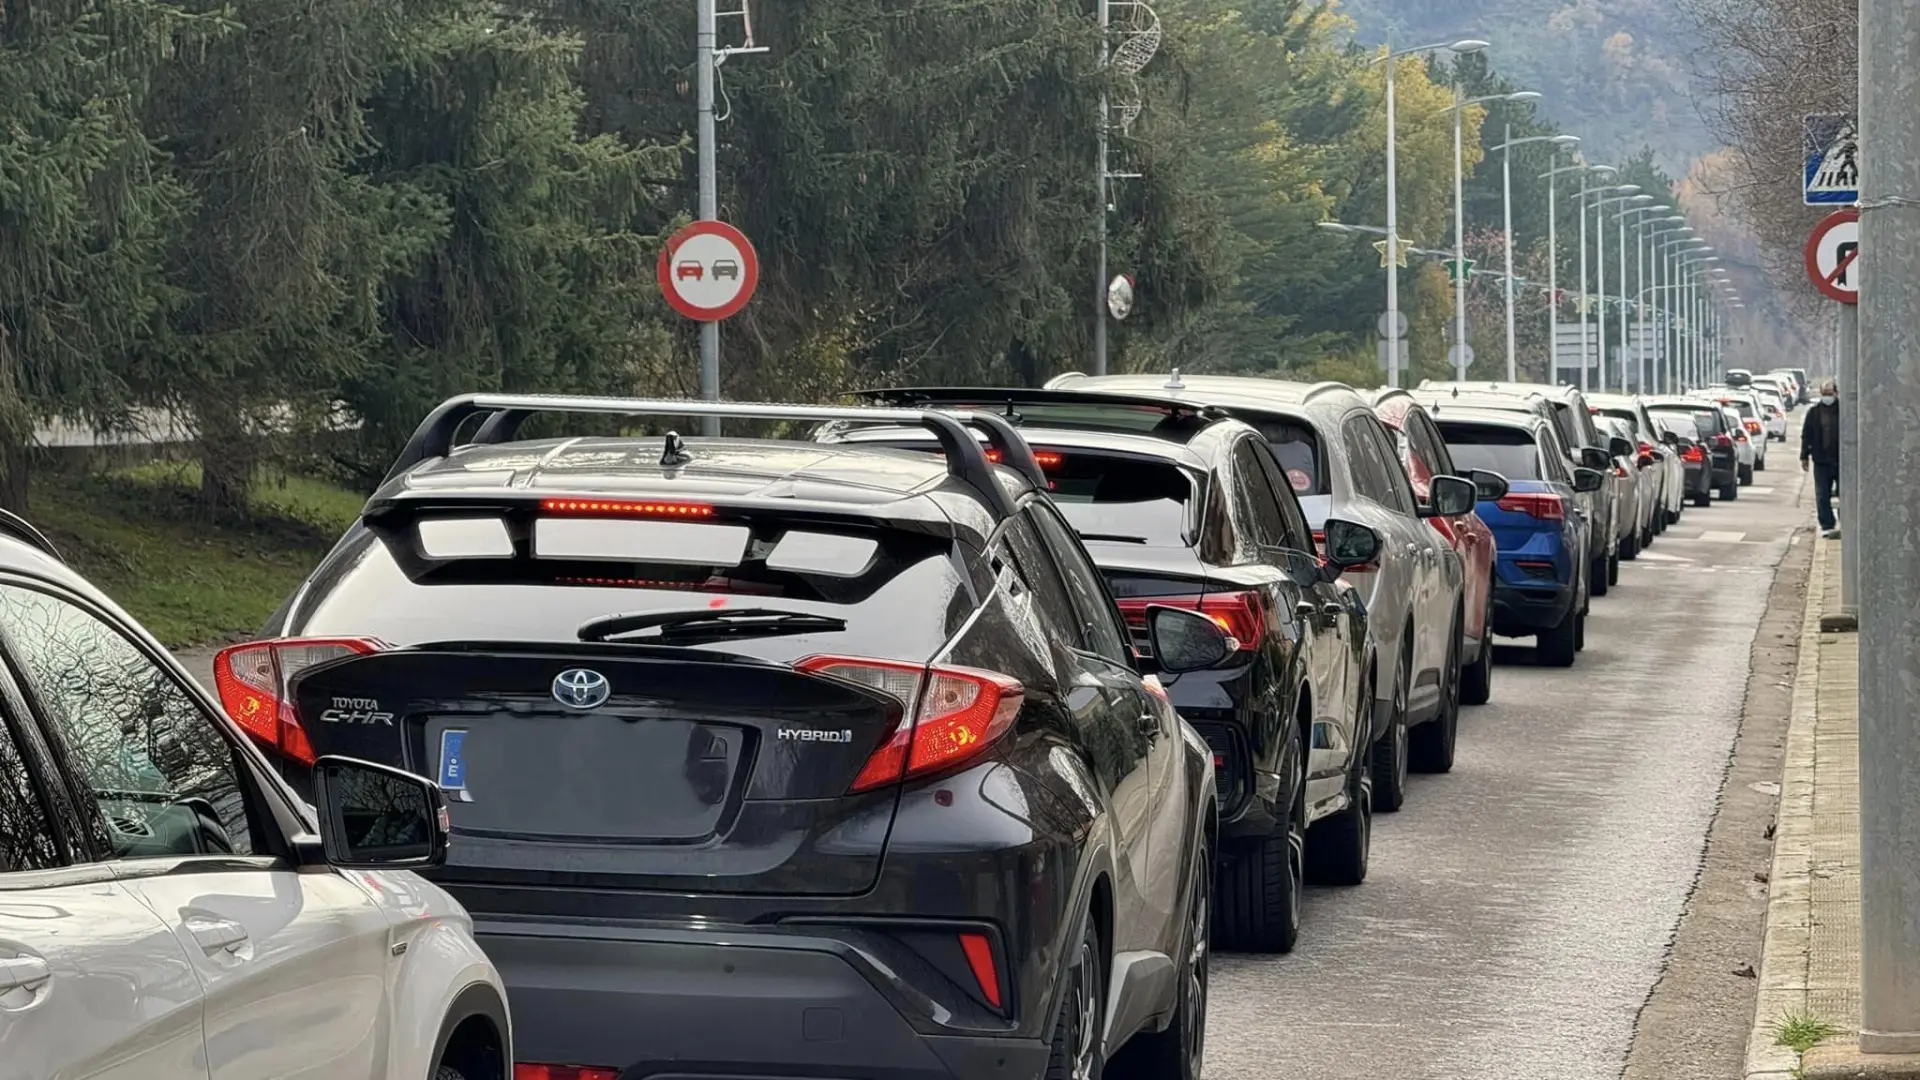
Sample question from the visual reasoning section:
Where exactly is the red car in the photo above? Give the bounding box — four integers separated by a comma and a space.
1370, 389, 1502, 706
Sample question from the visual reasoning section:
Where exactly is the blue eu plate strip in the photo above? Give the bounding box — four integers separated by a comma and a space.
438, 729, 468, 795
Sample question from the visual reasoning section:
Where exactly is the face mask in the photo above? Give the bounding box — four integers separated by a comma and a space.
1820, 395, 1837, 406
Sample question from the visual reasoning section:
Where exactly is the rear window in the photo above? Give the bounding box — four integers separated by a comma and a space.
291, 514, 972, 661
1435, 422, 1541, 480
1033, 450, 1194, 547
1251, 420, 1325, 496
1598, 408, 1640, 433
1650, 407, 1723, 438
1723, 399, 1757, 418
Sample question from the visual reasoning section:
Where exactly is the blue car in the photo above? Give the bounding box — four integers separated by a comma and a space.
1434, 409, 1607, 668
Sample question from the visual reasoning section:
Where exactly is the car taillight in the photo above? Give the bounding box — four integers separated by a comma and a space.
515, 1067, 620, 1080
212, 638, 387, 765
1683, 445, 1705, 463
984, 448, 1063, 468
1494, 492, 1566, 520
1735, 431, 1749, 442
1113, 592, 1265, 651
1638, 441, 1654, 458
794, 657, 1023, 793
958, 932, 1004, 1009
1310, 530, 1380, 574
1745, 420, 1763, 435
1714, 434, 1733, 448
539, 498, 715, 518
1613, 464, 1629, 478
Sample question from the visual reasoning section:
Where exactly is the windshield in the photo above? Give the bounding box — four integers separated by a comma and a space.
1033, 449, 1195, 546
1436, 422, 1541, 480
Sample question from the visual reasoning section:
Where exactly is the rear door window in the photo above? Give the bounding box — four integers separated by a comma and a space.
1435, 422, 1541, 480
1229, 441, 1289, 551
1248, 444, 1317, 551
999, 512, 1090, 654
1346, 416, 1416, 515
0, 697, 60, 873
1032, 449, 1195, 548
1027, 503, 1131, 666
1252, 419, 1325, 496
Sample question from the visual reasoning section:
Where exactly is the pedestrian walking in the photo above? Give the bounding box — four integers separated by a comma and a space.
1801, 379, 1842, 537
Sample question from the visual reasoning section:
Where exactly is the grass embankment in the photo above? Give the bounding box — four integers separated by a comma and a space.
30, 461, 364, 648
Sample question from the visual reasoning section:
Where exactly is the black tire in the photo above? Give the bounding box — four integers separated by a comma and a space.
1755, 455, 1766, 472
1693, 491, 1713, 507
1119, 835, 1210, 1080
1738, 463, 1754, 485
1590, 555, 1610, 597
1574, 610, 1587, 651
1410, 614, 1461, 774
1607, 552, 1620, 587
1621, 528, 1639, 560
1720, 481, 1739, 501
1537, 604, 1578, 667
1306, 718, 1372, 888
1459, 599, 1494, 707
1046, 919, 1106, 1080
435, 1070, 467, 1080
1370, 652, 1411, 813
1213, 727, 1302, 954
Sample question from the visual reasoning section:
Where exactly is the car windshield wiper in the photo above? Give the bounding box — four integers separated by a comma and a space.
578, 608, 847, 643
1074, 532, 1149, 544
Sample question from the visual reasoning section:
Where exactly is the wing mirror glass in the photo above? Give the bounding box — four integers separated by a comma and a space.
1660, 430, 1679, 446
1321, 517, 1381, 573
1468, 468, 1510, 502
1147, 606, 1233, 674
1580, 446, 1612, 471
1420, 475, 1479, 518
1573, 467, 1606, 494
1608, 436, 1635, 460
312, 756, 450, 870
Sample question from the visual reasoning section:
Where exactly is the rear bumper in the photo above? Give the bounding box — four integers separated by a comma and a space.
1492, 578, 1573, 634
478, 919, 1049, 1080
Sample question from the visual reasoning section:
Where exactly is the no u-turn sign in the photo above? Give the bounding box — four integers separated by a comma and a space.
1805, 208, 1860, 305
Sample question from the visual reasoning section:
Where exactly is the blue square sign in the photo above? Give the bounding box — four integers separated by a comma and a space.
1805, 113, 1859, 205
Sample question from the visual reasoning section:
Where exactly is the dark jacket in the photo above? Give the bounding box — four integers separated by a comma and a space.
1801, 402, 1840, 466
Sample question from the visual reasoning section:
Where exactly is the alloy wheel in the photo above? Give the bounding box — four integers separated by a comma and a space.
1183, 848, 1210, 1077
1072, 939, 1099, 1080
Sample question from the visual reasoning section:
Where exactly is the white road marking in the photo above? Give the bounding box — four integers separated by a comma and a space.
1634, 550, 1694, 563
1694, 530, 1749, 544
1746, 486, 1776, 496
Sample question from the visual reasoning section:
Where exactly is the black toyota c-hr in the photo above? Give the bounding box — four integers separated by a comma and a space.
216, 393, 1249, 1080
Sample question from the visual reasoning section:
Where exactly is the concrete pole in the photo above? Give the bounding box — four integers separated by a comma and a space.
696, 0, 720, 435
1093, 0, 1109, 376
1637, 223, 1649, 393
1502, 124, 1517, 380
1384, 53, 1402, 388
1453, 82, 1469, 379
1855, 0, 1920, 1037
1578, 173, 1591, 391
1837, 308, 1857, 603
1547, 163, 1559, 382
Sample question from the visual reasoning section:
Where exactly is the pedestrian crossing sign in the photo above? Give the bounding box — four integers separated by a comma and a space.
1804, 113, 1859, 205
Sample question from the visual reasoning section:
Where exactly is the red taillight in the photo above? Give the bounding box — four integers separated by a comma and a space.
794, 657, 1023, 793
1714, 434, 1733, 448
958, 932, 1003, 1008
212, 638, 386, 765
538, 498, 714, 518
1744, 420, 1763, 435
1638, 441, 1654, 458
1114, 592, 1265, 650
1683, 445, 1704, 463
1494, 492, 1566, 520
1309, 529, 1378, 575
1735, 431, 1749, 443
1613, 464, 1628, 478
514, 1067, 620, 1080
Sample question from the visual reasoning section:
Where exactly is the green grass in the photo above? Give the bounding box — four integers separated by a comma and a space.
1773, 1009, 1842, 1078
29, 461, 365, 649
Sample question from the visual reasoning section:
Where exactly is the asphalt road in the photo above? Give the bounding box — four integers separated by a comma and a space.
1203, 467, 1809, 1080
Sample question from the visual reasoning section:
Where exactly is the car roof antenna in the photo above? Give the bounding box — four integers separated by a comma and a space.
659, 430, 694, 468
1165, 367, 1185, 390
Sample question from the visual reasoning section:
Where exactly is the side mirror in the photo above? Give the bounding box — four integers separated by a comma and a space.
1419, 474, 1479, 518
1147, 606, 1233, 674
1469, 468, 1510, 502
1321, 517, 1381, 571
1607, 436, 1635, 460
1573, 467, 1606, 494
312, 756, 449, 870
1580, 446, 1612, 471
1660, 430, 1679, 446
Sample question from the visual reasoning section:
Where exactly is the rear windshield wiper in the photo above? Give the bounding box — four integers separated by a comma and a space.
1074, 532, 1149, 544
578, 607, 848, 644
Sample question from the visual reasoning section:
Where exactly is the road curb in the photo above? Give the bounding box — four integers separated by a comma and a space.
1744, 530, 1855, 1079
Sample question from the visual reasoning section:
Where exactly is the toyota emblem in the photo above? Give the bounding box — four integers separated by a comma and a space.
552, 669, 611, 710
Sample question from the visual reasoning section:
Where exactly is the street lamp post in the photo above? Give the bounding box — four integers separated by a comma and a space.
1376, 38, 1487, 387
1592, 189, 1649, 392
1614, 203, 1671, 392
1444, 88, 1539, 379
1488, 128, 1578, 380
1575, 170, 1620, 390
1641, 217, 1686, 392
1542, 161, 1606, 385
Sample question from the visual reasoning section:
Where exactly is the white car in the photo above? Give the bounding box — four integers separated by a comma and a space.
0, 518, 509, 1080
1755, 388, 1791, 441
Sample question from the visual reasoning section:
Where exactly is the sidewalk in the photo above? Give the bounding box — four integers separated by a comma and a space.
1745, 532, 1862, 1079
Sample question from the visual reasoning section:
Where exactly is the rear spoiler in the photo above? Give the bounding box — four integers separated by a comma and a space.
849, 385, 1231, 424
384, 393, 1048, 519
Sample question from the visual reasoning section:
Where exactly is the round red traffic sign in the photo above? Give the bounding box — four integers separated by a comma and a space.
1804, 207, 1860, 305
657, 219, 759, 321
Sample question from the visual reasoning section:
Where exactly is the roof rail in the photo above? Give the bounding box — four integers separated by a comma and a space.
385, 394, 1039, 518
851, 386, 1230, 423
0, 509, 62, 563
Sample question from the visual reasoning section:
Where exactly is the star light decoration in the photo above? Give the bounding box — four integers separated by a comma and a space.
1372, 236, 1415, 268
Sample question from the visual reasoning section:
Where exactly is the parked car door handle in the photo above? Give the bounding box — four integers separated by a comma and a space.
1295, 601, 1318, 625
185, 916, 249, 955
1136, 713, 1160, 740
1319, 603, 1343, 628
0, 954, 51, 997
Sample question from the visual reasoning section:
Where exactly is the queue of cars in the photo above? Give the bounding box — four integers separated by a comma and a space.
2, 374, 1756, 1080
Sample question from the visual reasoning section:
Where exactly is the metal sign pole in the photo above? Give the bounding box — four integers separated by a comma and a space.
696, 0, 721, 435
